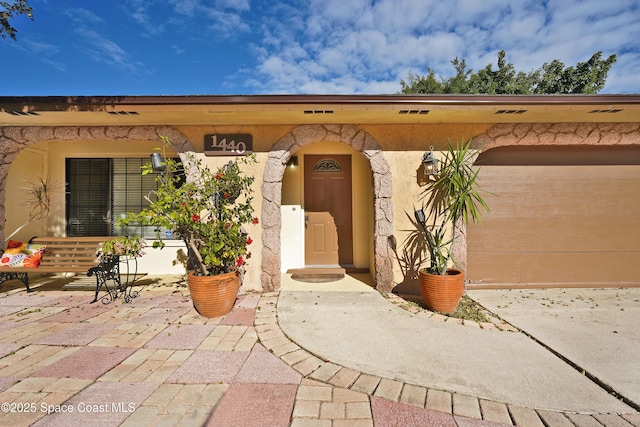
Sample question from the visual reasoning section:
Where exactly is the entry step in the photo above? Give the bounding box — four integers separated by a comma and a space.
287, 268, 346, 282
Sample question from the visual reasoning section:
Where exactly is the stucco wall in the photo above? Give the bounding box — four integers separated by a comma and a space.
3, 146, 49, 243
2, 122, 638, 293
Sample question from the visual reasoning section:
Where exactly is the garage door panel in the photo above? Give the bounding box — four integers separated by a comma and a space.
469, 252, 640, 285
477, 165, 640, 181
468, 159, 640, 287
473, 216, 639, 252
479, 192, 640, 217
479, 179, 640, 197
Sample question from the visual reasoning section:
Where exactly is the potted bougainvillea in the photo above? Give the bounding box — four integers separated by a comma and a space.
119, 136, 258, 317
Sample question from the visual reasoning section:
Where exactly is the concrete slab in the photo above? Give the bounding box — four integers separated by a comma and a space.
35, 322, 116, 346
277, 277, 634, 414
220, 307, 256, 326
39, 305, 110, 323
281, 273, 377, 292
31, 381, 159, 426
234, 344, 302, 384
205, 383, 297, 426
129, 306, 191, 324
371, 396, 457, 426
166, 350, 249, 383
34, 346, 137, 380
144, 324, 215, 350
468, 288, 640, 409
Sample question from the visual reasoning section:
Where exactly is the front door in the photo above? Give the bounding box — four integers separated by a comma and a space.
304, 155, 353, 266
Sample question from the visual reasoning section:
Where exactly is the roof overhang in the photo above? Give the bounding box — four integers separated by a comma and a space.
1, 94, 639, 126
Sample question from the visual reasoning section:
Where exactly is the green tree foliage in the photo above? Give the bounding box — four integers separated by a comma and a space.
1, 0, 33, 41
400, 50, 617, 94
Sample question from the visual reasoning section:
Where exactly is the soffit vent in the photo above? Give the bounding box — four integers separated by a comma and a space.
108, 111, 140, 116
6, 111, 40, 116
303, 110, 334, 114
399, 110, 429, 115
589, 109, 623, 113
495, 109, 527, 114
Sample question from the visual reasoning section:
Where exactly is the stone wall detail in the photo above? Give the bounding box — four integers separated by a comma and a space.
260, 124, 394, 292
0, 125, 194, 242
472, 122, 640, 151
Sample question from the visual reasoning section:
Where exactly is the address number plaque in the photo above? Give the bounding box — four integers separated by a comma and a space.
204, 134, 253, 156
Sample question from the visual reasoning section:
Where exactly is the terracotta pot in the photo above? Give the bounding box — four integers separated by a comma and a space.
187, 270, 239, 318
418, 268, 464, 314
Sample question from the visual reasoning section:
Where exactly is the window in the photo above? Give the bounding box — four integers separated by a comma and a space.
313, 159, 342, 172
66, 158, 180, 238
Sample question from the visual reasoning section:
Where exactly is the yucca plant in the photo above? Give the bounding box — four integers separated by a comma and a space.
414, 139, 489, 275
2, 176, 56, 246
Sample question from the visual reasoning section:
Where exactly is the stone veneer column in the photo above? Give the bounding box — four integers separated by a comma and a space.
0, 125, 194, 242
260, 125, 395, 292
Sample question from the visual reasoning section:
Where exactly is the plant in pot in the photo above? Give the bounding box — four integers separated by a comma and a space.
413, 139, 488, 314
118, 136, 258, 318
96, 235, 147, 261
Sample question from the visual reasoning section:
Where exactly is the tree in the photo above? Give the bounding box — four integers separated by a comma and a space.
400, 50, 617, 94
1, 0, 33, 41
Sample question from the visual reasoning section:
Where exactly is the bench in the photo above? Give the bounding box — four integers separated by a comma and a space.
0, 236, 136, 303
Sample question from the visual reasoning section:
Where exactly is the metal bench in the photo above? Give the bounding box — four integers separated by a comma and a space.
0, 236, 139, 303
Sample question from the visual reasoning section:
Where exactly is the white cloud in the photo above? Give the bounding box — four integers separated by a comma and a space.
11, 38, 66, 72
169, 0, 201, 17
239, 0, 639, 94
74, 28, 140, 73
124, 0, 166, 37
216, 0, 250, 12
64, 8, 105, 26
164, 0, 251, 39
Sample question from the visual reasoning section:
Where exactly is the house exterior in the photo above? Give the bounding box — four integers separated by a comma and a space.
1, 94, 639, 294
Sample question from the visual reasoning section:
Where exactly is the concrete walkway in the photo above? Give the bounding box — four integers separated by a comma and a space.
467, 288, 640, 411
278, 276, 636, 414
0, 274, 637, 426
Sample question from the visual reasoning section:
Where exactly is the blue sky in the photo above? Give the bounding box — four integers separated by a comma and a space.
1, 0, 639, 96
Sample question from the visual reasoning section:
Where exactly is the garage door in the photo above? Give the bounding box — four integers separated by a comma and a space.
467, 146, 640, 288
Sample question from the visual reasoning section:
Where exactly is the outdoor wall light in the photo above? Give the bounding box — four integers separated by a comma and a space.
421, 146, 439, 176
287, 155, 298, 168
150, 152, 165, 172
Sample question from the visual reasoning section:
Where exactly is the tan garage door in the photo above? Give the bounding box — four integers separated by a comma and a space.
467, 146, 640, 288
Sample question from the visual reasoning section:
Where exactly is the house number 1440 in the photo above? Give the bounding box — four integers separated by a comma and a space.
204, 134, 253, 156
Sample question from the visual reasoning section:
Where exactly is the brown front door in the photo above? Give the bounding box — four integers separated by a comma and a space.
304, 155, 353, 266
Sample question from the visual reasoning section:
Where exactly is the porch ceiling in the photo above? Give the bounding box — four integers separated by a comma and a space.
1, 94, 639, 126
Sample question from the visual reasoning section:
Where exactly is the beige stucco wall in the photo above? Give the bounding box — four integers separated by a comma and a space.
357, 123, 492, 293
2, 123, 492, 293
4, 146, 50, 242
10, 121, 636, 293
